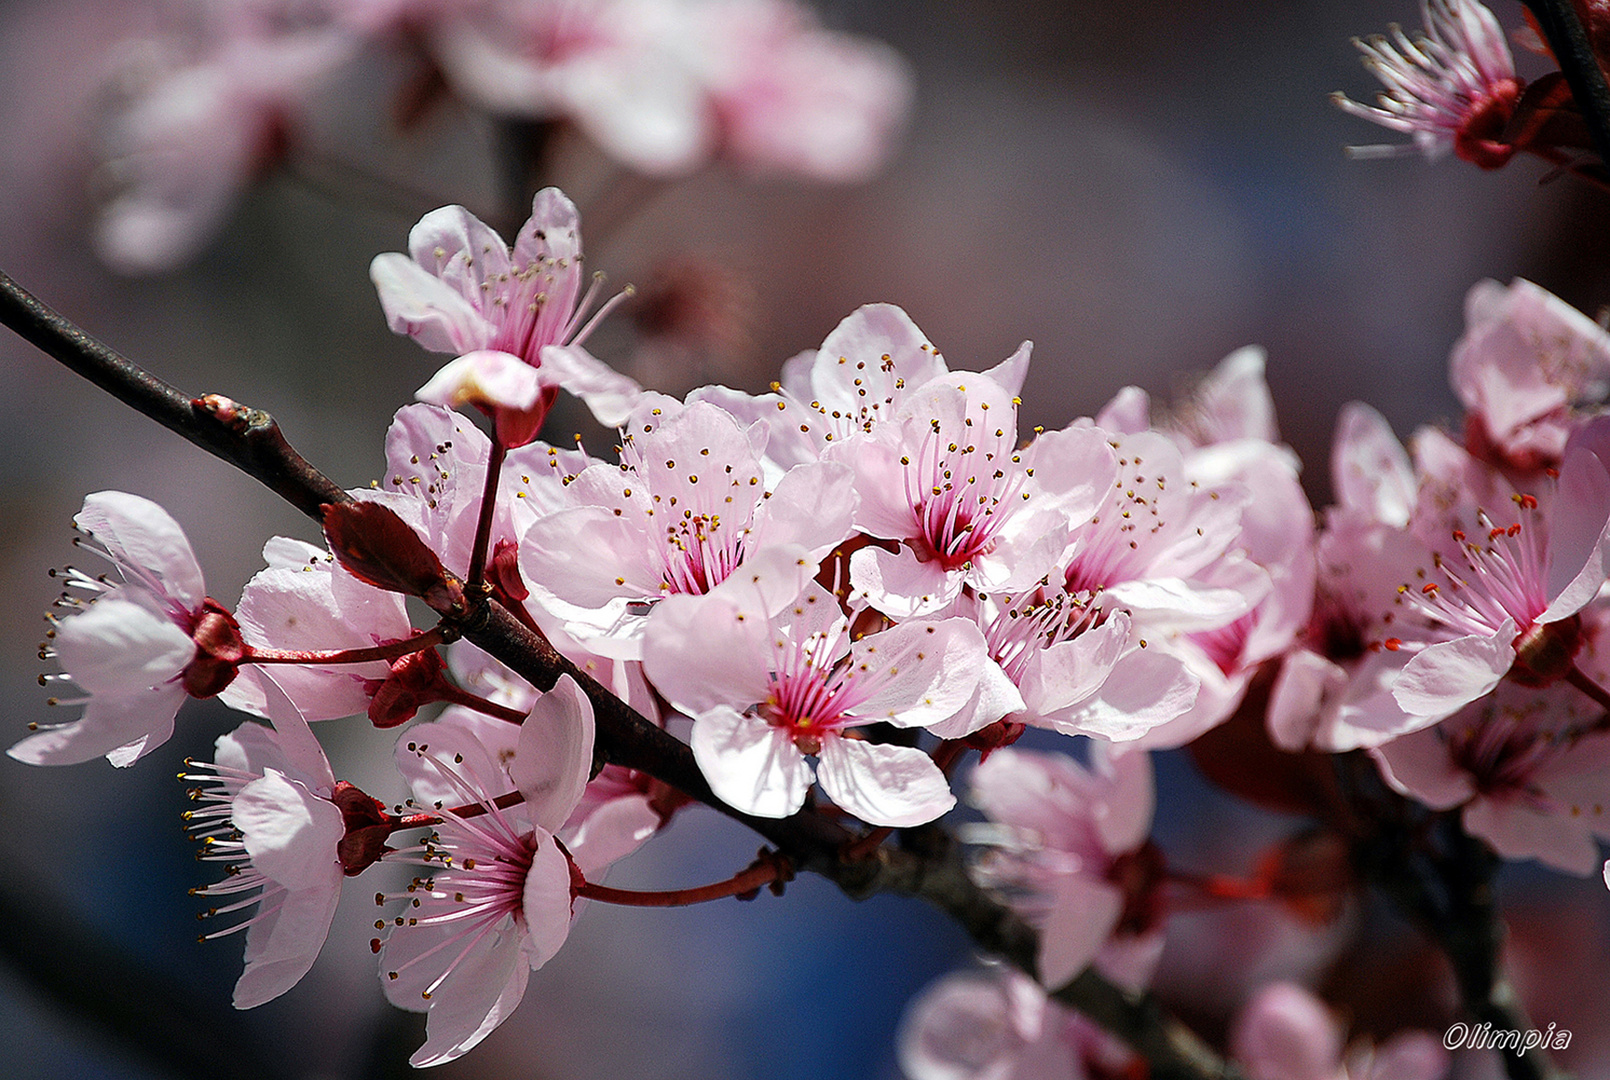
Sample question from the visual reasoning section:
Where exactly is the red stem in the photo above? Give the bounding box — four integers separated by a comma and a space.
465, 440, 507, 592
434, 681, 528, 725
393, 789, 526, 830
575, 860, 786, 908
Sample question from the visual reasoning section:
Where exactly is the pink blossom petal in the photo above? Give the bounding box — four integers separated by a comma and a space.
1230, 982, 1344, 1080
564, 794, 661, 878
851, 618, 995, 729
521, 836, 577, 969
1051, 646, 1199, 741
1541, 422, 1610, 621
1369, 726, 1476, 810
512, 675, 595, 834
233, 770, 344, 891
76, 491, 207, 609
391, 925, 531, 1067
981, 340, 1032, 397
1391, 622, 1517, 717
370, 252, 491, 355
1267, 649, 1345, 751
1038, 876, 1123, 990
1092, 744, 1153, 854
1464, 797, 1601, 875
848, 543, 958, 619
54, 593, 195, 695
1024, 613, 1128, 719
691, 706, 813, 818
232, 880, 341, 1009
816, 736, 955, 827
1096, 386, 1151, 434
643, 591, 784, 718
417, 350, 545, 413
536, 344, 642, 427
7, 681, 185, 767
747, 460, 858, 560
405, 204, 515, 307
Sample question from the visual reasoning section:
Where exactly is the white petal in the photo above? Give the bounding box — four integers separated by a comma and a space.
54, 593, 194, 695
817, 736, 955, 827
7, 682, 185, 767
234, 772, 343, 891
690, 707, 812, 819
512, 675, 596, 833
77, 491, 206, 608
521, 835, 577, 969
1391, 624, 1516, 717
1037, 877, 1123, 990
233, 881, 341, 1009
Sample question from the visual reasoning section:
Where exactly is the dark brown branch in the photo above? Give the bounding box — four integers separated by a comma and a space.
0, 271, 348, 519
1523, 0, 1610, 173
0, 272, 1240, 1080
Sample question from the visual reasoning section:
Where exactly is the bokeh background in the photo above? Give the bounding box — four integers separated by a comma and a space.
3, 1, 1610, 1077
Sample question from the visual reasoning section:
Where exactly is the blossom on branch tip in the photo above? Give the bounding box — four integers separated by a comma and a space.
11, 491, 244, 768
1331, 0, 1522, 168
371, 188, 641, 438
965, 745, 1161, 992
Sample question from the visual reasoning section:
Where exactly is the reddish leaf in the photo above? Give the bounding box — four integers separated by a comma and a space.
1504, 71, 1596, 152
321, 501, 464, 613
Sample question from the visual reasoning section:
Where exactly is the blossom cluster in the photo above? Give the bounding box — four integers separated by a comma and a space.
94, 0, 912, 273
17, 179, 1610, 1073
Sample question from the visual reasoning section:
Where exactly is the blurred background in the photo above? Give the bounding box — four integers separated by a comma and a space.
2, 0, 1609, 1077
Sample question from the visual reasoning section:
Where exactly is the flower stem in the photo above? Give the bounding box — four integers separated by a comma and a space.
245, 628, 448, 666
433, 680, 527, 725
393, 790, 526, 831
576, 854, 791, 908
465, 440, 507, 593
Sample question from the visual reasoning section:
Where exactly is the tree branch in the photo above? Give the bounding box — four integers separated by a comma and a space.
1523, 0, 1610, 172
0, 270, 1241, 1080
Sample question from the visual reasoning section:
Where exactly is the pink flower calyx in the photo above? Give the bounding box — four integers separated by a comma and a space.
1332, 0, 1522, 168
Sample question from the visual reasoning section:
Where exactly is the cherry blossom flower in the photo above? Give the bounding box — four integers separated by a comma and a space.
1230, 982, 1448, 1080
644, 577, 1009, 825
694, 304, 1028, 480
1386, 418, 1610, 720
1096, 348, 1317, 749
410, 641, 670, 876
376, 675, 595, 1066
427, 0, 911, 180
1371, 631, 1610, 876
666, 0, 913, 181
183, 708, 346, 1009
846, 374, 1115, 620
940, 590, 1195, 745
220, 536, 412, 722
1331, 0, 1521, 168
1451, 278, 1610, 472
12, 491, 243, 768
1268, 405, 1438, 751
519, 399, 855, 653
370, 188, 640, 437
965, 746, 1161, 991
